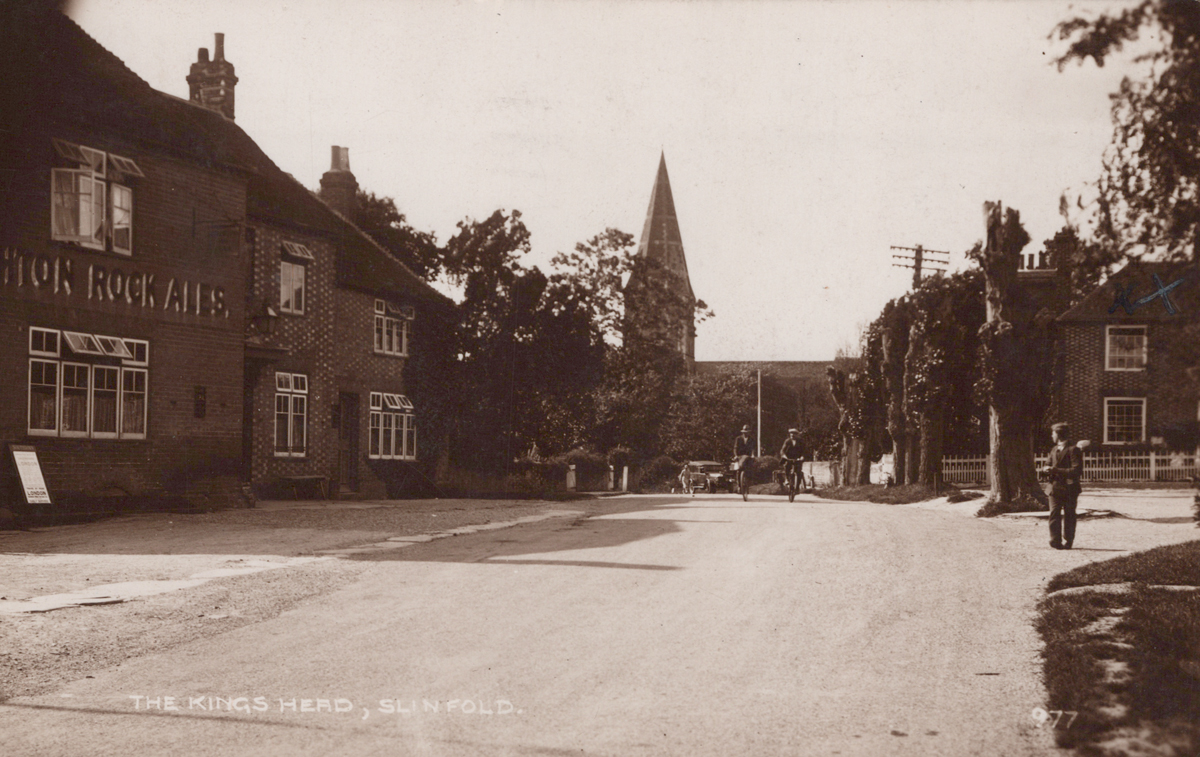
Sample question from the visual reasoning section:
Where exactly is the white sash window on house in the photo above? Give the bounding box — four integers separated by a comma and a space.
279, 241, 313, 315
27, 327, 148, 439
373, 299, 412, 356
368, 392, 416, 460
50, 138, 143, 255
274, 372, 308, 456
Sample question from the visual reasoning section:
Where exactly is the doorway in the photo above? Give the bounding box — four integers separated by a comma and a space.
336, 392, 360, 493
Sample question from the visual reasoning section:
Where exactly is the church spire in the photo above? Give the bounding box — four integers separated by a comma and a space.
636, 152, 694, 302
624, 152, 698, 365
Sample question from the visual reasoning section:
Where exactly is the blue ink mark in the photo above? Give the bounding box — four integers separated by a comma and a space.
1108, 282, 1140, 315
1134, 274, 1184, 315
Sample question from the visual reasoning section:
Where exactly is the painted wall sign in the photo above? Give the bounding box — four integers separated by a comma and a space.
1, 248, 229, 318
9, 444, 51, 505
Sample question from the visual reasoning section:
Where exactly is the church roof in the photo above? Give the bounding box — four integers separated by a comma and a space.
636, 153, 695, 302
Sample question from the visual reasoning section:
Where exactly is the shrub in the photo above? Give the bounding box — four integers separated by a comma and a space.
607, 446, 634, 473
752, 455, 780, 485
552, 448, 609, 479
638, 454, 681, 492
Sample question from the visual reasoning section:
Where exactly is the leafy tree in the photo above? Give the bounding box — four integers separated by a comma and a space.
902, 269, 987, 487
661, 368, 755, 462
351, 190, 442, 280
548, 228, 638, 345
1053, 0, 1200, 261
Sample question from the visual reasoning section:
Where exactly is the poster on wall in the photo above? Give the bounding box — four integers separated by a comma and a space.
9, 444, 51, 506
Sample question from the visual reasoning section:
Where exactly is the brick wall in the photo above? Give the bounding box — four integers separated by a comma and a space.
244, 220, 338, 492
1059, 321, 1197, 447
333, 288, 411, 498
0, 126, 246, 509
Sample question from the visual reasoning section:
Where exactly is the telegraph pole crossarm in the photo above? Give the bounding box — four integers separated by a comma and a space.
890, 244, 950, 288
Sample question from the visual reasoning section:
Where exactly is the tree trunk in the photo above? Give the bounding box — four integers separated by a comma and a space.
918, 409, 944, 489
857, 428, 874, 484
989, 406, 1043, 503
978, 202, 1048, 509
890, 425, 907, 485
905, 431, 920, 486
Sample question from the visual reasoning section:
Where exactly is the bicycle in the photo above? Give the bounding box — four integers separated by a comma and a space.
731, 457, 750, 501
782, 459, 802, 502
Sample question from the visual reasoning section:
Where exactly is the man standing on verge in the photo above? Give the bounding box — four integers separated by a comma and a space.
1044, 422, 1083, 550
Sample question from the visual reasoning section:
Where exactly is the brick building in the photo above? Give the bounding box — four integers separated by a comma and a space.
1055, 261, 1200, 449
1, 9, 453, 512
1, 9, 248, 511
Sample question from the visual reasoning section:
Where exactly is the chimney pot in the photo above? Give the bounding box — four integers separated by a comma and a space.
198, 47, 209, 63
214, 33, 225, 61
331, 146, 351, 172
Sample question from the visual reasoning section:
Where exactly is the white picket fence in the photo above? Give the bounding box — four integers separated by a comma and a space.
939, 451, 1200, 485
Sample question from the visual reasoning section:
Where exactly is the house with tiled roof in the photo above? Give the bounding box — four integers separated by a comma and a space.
1055, 260, 1200, 449
0, 7, 452, 513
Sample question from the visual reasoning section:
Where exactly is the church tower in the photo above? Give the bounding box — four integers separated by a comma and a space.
187, 33, 238, 120
623, 153, 697, 365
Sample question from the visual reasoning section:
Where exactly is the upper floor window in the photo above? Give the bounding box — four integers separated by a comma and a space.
50, 138, 143, 256
1106, 325, 1147, 370
279, 242, 312, 316
1104, 397, 1146, 444
28, 326, 148, 440
373, 299, 411, 356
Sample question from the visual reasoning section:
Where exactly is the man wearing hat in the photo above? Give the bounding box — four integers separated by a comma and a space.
779, 428, 806, 491
1044, 422, 1083, 549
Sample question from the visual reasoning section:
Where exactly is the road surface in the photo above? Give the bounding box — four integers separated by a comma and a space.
1, 492, 1060, 756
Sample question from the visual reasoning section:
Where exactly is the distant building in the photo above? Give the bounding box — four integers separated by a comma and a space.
623, 153, 697, 366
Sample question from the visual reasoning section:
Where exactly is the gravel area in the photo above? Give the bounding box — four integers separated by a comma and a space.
0, 497, 603, 703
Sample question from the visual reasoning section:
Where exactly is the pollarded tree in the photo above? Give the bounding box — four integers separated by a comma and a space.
878, 297, 913, 484
971, 202, 1052, 509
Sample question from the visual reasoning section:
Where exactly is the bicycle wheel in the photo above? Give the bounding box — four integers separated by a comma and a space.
740, 470, 749, 501
787, 472, 795, 502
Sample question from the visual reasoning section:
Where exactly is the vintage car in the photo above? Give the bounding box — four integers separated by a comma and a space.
679, 460, 734, 493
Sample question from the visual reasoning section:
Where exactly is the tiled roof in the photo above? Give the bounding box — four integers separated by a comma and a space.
5, 8, 450, 308
1057, 260, 1199, 323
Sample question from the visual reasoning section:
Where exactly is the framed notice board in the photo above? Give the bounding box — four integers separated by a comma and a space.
9, 444, 51, 507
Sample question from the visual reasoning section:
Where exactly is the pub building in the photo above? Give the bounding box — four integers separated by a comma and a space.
1, 9, 452, 514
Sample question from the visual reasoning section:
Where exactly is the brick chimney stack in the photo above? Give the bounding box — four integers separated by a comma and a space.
319, 146, 359, 219
187, 33, 238, 120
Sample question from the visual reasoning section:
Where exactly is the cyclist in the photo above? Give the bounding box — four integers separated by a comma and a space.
732, 424, 755, 490
779, 428, 806, 494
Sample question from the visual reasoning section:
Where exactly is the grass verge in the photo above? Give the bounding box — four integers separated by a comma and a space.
812, 483, 948, 505
1037, 540, 1200, 755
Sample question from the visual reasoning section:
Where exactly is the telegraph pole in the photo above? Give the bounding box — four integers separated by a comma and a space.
890, 244, 949, 287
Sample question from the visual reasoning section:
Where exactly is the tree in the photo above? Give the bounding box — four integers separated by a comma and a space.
902, 270, 987, 488
1053, 0, 1200, 262
878, 298, 913, 484
971, 202, 1052, 509
660, 369, 755, 462
351, 190, 442, 281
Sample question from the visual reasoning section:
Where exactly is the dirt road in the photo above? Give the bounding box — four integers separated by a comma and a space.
0, 491, 1194, 756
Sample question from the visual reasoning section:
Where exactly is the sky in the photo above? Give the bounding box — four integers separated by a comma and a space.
68, 0, 1143, 361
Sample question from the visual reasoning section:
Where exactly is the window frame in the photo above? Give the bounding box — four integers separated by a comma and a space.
1105, 325, 1148, 371
373, 299, 410, 357
50, 139, 141, 256
1103, 397, 1147, 445
280, 259, 306, 315
273, 372, 309, 457
367, 391, 416, 460
26, 327, 149, 440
